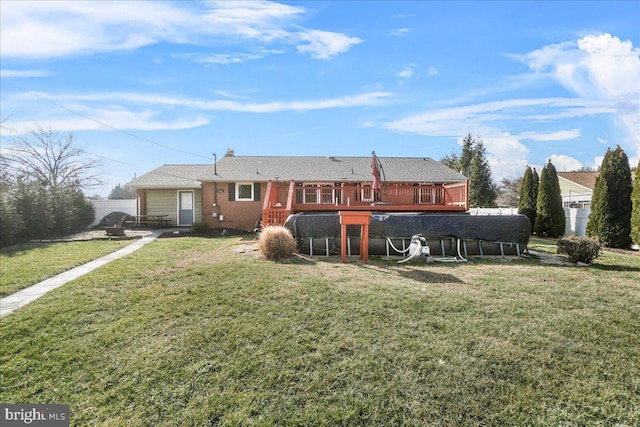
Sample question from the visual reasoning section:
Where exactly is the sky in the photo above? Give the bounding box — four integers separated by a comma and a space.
1, 0, 639, 197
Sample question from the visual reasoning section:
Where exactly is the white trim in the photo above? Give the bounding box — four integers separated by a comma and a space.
177, 190, 195, 226
235, 182, 255, 201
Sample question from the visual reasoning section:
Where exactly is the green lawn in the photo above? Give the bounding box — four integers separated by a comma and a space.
0, 240, 131, 296
1, 236, 638, 426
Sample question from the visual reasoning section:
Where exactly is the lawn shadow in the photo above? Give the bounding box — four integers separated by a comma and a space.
362, 261, 466, 286
389, 266, 466, 285
0, 242, 47, 257
588, 263, 640, 273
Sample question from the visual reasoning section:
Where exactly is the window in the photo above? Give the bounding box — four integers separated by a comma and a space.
237, 183, 253, 201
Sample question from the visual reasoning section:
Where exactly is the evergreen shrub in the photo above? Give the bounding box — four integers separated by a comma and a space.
586, 146, 633, 248
534, 161, 565, 237
557, 236, 601, 264
630, 162, 640, 246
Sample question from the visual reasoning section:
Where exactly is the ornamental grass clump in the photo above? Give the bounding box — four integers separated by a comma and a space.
258, 225, 297, 260
557, 236, 601, 264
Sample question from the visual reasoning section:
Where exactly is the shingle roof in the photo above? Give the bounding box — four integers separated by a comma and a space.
125, 156, 467, 188
557, 172, 598, 190
201, 155, 467, 183
125, 164, 210, 189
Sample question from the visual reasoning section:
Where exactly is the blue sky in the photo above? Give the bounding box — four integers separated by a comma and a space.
1, 1, 639, 197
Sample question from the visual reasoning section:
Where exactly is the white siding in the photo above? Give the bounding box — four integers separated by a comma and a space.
147, 189, 202, 226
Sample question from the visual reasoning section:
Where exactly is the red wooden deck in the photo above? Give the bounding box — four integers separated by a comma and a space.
262, 181, 469, 226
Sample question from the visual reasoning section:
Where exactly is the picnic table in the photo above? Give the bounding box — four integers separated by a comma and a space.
124, 214, 170, 228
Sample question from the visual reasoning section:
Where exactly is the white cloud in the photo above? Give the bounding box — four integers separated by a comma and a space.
389, 28, 411, 37
516, 129, 580, 141
427, 66, 439, 76
515, 33, 640, 158
547, 154, 583, 171
0, 69, 50, 78
593, 156, 605, 170
9, 111, 210, 133
379, 31, 640, 180
296, 30, 362, 60
395, 64, 415, 83
3, 90, 394, 134
0, 1, 360, 60
175, 52, 265, 65
481, 133, 531, 180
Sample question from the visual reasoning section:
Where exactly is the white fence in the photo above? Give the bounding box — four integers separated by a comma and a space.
563, 207, 591, 237
89, 199, 137, 226
469, 207, 590, 237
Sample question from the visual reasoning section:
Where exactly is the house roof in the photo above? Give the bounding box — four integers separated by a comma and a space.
126, 164, 209, 189
125, 155, 467, 189
200, 155, 467, 183
556, 172, 598, 190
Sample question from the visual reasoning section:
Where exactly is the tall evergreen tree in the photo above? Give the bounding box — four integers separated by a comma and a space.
532, 167, 539, 200
440, 132, 497, 208
586, 146, 633, 248
459, 133, 475, 177
439, 152, 460, 172
468, 140, 496, 207
631, 161, 640, 246
518, 166, 537, 230
534, 160, 565, 237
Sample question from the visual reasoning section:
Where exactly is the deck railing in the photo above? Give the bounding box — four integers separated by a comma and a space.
263, 181, 468, 225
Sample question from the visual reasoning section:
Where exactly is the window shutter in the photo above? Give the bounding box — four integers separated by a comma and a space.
228, 183, 235, 201
254, 183, 261, 201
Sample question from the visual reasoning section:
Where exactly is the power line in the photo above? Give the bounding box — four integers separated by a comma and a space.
3, 81, 212, 161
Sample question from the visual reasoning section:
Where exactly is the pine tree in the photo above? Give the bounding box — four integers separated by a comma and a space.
534, 160, 565, 237
518, 166, 537, 230
586, 146, 633, 248
468, 140, 496, 207
532, 167, 539, 200
459, 133, 474, 177
631, 162, 640, 246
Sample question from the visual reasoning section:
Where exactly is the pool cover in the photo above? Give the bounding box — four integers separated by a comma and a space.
284, 212, 531, 245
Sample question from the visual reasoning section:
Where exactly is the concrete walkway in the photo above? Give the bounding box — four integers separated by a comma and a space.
1, 230, 165, 318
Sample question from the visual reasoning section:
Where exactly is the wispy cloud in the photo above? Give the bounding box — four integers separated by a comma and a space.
395, 63, 416, 84
0, 1, 361, 60
427, 66, 439, 76
516, 129, 581, 141
0, 69, 50, 78
388, 28, 411, 37
378, 33, 640, 179
513, 33, 640, 155
296, 29, 362, 60
4, 90, 394, 134
174, 52, 266, 65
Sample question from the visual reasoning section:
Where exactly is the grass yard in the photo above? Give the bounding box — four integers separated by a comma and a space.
1, 236, 639, 426
0, 240, 131, 296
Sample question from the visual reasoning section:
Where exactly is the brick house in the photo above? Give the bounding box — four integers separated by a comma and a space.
125, 151, 469, 231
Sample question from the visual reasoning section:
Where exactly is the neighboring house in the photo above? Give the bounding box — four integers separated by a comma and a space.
126, 151, 469, 231
557, 172, 598, 208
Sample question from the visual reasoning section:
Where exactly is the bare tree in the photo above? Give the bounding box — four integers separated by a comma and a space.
496, 176, 523, 208
2, 127, 102, 189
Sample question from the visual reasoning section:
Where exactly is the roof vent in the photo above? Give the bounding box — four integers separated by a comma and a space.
225, 149, 235, 157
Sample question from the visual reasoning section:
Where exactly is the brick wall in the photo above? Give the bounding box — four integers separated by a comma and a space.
201, 182, 266, 231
